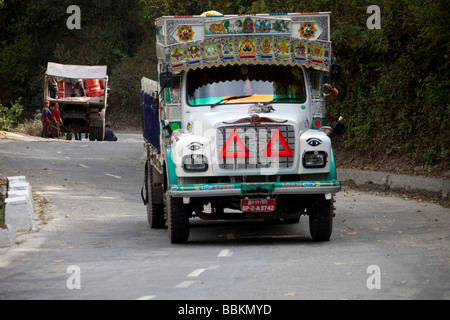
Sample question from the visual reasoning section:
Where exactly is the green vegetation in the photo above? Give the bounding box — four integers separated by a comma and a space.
0, 0, 448, 170
0, 98, 23, 131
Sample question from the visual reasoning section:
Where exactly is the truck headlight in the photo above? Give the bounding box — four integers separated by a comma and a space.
303, 151, 327, 168
182, 154, 208, 172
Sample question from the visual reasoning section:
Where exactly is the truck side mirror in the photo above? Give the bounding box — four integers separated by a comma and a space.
330, 116, 345, 136
159, 72, 173, 89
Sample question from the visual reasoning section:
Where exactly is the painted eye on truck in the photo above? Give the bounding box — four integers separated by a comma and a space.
187, 142, 203, 151
307, 137, 322, 147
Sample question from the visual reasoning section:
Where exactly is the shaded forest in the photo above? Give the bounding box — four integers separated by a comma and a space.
0, 0, 449, 172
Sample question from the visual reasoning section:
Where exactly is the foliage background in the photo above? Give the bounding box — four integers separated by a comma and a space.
0, 0, 448, 171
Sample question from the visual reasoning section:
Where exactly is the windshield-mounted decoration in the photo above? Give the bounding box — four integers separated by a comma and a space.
204, 42, 218, 62
277, 39, 291, 60
299, 22, 317, 39
311, 44, 325, 63
170, 47, 184, 66
239, 39, 256, 55
158, 13, 331, 72
165, 37, 330, 72
221, 40, 235, 57
177, 25, 195, 42
294, 41, 308, 61
261, 39, 274, 58
206, 16, 291, 36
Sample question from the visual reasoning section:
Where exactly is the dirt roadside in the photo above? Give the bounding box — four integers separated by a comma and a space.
0, 131, 49, 143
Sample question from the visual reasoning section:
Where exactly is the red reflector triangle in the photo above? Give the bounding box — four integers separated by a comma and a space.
220, 128, 250, 158
262, 127, 294, 157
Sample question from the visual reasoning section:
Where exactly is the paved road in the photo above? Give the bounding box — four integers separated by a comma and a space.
0, 134, 449, 301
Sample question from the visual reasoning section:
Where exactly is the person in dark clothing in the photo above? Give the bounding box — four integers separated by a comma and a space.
41, 100, 52, 138
104, 124, 117, 141
48, 76, 59, 98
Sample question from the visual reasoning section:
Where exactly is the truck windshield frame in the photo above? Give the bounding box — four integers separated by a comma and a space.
186, 65, 306, 107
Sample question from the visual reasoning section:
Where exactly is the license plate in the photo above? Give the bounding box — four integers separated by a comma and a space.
241, 199, 276, 212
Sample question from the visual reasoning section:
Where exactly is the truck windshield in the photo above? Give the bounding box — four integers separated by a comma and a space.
187, 65, 306, 106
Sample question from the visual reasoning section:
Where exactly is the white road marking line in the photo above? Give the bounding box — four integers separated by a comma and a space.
105, 173, 122, 179
136, 295, 155, 300
175, 280, 195, 288
187, 268, 207, 278
218, 249, 233, 257
77, 164, 89, 168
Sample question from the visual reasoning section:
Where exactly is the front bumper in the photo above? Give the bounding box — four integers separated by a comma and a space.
169, 179, 341, 198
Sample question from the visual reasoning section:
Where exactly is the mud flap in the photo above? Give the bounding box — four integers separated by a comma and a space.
141, 159, 149, 205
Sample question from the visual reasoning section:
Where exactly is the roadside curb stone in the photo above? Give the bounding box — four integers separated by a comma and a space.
337, 168, 449, 199
0, 176, 36, 247
0, 224, 16, 248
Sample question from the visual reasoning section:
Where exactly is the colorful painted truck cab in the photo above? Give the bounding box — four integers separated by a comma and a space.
141, 11, 341, 243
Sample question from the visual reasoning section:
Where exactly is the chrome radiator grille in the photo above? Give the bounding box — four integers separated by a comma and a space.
217, 124, 295, 170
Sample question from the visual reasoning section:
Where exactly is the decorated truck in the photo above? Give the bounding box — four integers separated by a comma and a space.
141, 11, 342, 243
44, 62, 109, 141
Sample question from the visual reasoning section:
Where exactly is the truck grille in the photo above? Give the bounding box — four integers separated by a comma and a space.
217, 124, 295, 170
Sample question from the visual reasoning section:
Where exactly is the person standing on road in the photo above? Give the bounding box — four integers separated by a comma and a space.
48, 75, 59, 99
41, 100, 52, 138
51, 103, 63, 138
74, 132, 82, 140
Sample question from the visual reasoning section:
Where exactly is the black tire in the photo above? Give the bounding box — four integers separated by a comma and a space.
146, 162, 165, 229
89, 126, 104, 141
308, 195, 333, 241
166, 191, 190, 244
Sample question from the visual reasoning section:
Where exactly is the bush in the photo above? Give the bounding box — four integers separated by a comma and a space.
15, 119, 42, 137
0, 98, 23, 131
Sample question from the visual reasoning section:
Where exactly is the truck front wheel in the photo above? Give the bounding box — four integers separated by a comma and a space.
146, 162, 165, 229
166, 191, 190, 243
308, 195, 333, 241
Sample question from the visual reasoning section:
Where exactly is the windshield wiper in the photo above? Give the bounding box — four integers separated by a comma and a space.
262, 97, 299, 106
211, 95, 253, 108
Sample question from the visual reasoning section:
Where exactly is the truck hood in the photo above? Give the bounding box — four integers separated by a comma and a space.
173, 102, 332, 177
187, 103, 310, 133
